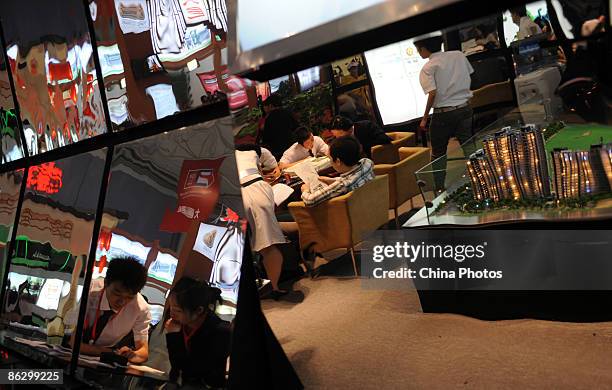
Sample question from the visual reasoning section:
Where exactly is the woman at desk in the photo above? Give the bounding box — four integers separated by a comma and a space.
68, 257, 151, 363
165, 277, 231, 389
277, 127, 329, 172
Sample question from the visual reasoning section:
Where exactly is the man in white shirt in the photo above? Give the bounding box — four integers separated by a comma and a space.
259, 147, 278, 173
69, 257, 151, 363
278, 127, 329, 170
416, 34, 476, 191
511, 6, 542, 40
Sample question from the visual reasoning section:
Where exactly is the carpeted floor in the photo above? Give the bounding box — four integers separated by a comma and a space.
263, 275, 612, 389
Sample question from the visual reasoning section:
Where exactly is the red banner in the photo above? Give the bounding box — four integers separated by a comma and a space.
159, 158, 225, 232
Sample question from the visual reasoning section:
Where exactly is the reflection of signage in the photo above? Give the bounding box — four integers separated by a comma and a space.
179, 0, 207, 24
197, 71, 229, 94
19, 209, 73, 240
145, 84, 179, 120
160, 158, 224, 232
12, 237, 74, 271
226, 76, 252, 110
98, 45, 125, 77
185, 168, 214, 188
148, 252, 178, 284
26, 162, 63, 194
115, 0, 150, 34
157, 25, 211, 63
193, 223, 228, 260
36, 279, 64, 311
107, 95, 129, 125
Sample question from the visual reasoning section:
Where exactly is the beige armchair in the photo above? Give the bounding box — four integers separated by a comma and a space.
288, 175, 390, 276
371, 132, 416, 164
374, 147, 431, 228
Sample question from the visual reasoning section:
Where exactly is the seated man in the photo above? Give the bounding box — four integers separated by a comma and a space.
260, 146, 278, 173
69, 257, 151, 363
329, 115, 391, 158
301, 136, 375, 207
278, 127, 329, 170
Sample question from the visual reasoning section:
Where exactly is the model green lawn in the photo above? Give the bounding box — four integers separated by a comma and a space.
545, 124, 612, 153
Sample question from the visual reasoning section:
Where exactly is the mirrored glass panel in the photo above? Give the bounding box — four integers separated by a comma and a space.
90, 0, 230, 130
0, 47, 24, 164
74, 116, 243, 386
0, 0, 108, 155
0, 170, 24, 287
0, 151, 106, 366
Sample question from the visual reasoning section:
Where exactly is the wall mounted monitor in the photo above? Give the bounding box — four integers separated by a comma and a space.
364, 38, 431, 125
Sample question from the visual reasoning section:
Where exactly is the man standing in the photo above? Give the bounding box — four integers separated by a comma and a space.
510, 6, 542, 40
261, 93, 299, 160
415, 34, 475, 192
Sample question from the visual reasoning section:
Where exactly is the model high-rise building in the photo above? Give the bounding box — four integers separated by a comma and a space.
599, 143, 612, 189
509, 125, 551, 198
467, 150, 500, 201
551, 143, 612, 199
481, 127, 520, 200
467, 125, 551, 202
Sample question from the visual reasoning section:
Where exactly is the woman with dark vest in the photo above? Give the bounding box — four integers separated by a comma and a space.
165, 277, 231, 389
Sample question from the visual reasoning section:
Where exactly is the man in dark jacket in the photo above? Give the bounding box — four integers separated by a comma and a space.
261, 93, 299, 160
329, 115, 391, 158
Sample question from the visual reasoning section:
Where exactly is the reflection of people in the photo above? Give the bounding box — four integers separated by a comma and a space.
165, 277, 231, 388
69, 257, 151, 363
301, 136, 375, 207
342, 60, 363, 84
415, 35, 475, 192
330, 115, 391, 158
235, 146, 303, 302
278, 127, 329, 170
510, 6, 542, 40
260, 147, 278, 173
261, 93, 299, 160
474, 24, 500, 49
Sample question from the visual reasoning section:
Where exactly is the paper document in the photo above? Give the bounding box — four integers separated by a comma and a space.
12, 337, 49, 349
290, 160, 325, 192
272, 183, 294, 206
128, 364, 166, 376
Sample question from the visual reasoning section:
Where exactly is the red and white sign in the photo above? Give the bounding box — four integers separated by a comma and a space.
179, 0, 207, 24
160, 158, 225, 232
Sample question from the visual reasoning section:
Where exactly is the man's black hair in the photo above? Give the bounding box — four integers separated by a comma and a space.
330, 136, 362, 166
263, 93, 282, 108
294, 126, 312, 145
330, 115, 353, 131
234, 143, 262, 157
510, 6, 527, 17
170, 277, 222, 315
414, 36, 443, 54
105, 257, 147, 294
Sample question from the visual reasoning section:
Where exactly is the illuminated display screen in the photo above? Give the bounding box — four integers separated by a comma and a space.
365, 38, 430, 125
297, 66, 321, 91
